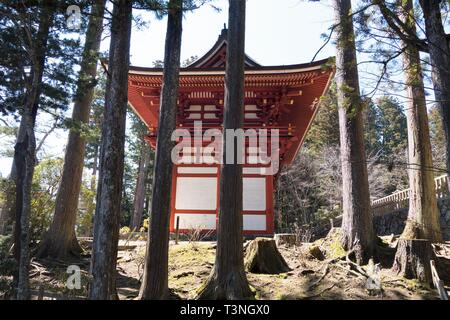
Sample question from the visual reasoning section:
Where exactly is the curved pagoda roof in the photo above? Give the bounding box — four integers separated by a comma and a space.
124, 27, 335, 167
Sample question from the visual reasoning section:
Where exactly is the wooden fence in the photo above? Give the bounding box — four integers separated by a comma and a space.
371, 175, 449, 216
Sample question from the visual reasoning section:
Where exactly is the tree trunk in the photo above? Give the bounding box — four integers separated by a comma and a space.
139, 0, 183, 300
332, 0, 374, 264
419, 0, 450, 192
14, 112, 36, 301
244, 238, 290, 274
37, 0, 106, 260
90, 0, 132, 300
130, 139, 151, 230
392, 221, 432, 285
196, 0, 253, 300
399, 0, 442, 243
11, 2, 55, 300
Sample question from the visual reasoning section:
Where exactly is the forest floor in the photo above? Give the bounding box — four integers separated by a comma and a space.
2, 228, 449, 300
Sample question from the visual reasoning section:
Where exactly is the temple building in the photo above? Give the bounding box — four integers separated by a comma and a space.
126, 28, 334, 235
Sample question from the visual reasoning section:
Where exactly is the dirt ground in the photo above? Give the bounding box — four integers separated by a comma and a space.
3, 230, 449, 300
114, 240, 445, 300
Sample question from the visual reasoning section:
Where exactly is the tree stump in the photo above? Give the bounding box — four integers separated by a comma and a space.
392, 238, 432, 285
244, 238, 290, 274
308, 245, 325, 261
274, 233, 297, 247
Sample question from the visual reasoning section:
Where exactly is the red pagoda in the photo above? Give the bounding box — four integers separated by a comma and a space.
126, 28, 334, 235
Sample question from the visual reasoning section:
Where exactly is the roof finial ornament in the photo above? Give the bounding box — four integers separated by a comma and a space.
220, 23, 228, 39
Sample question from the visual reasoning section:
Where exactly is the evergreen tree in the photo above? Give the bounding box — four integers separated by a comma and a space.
0, 1, 83, 237
139, 0, 183, 300
90, 0, 133, 300
304, 82, 340, 153
429, 105, 446, 175
333, 0, 375, 264
197, 0, 253, 299
37, 0, 106, 260
377, 96, 408, 158
363, 99, 382, 156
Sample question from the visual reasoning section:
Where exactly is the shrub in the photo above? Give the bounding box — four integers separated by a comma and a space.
0, 235, 15, 293
30, 158, 63, 243
119, 226, 131, 235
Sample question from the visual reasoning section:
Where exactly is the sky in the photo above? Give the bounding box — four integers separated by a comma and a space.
0, 0, 337, 177
125, 0, 335, 67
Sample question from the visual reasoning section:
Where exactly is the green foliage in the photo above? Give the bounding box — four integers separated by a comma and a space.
0, 1, 85, 116
121, 107, 154, 227
120, 226, 131, 235
30, 158, 63, 243
0, 177, 6, 207
304, 82, 340, 153
77, 179, 96, 237
0, 235, 15, 292
0, 123, 18, 159
182, 55, 198, 67
279, 82, 409, 232
429, 105, 446, 175
140, 218, 149, 232
84, 71, 106, 171
376, 96, 408, 159
363, 99, 383, 156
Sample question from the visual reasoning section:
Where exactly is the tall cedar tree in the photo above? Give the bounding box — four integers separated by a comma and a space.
11, 1, 57, 300
196, 0, 254, 299
139, 0, 183, 300
90, 0, 132, 300
333, 0, 375, 264
130, 136, 152, 230
374, 0, 450, 188
398, 0, 442, 242
37, 0, 106, 260
419, 0, 450, 190
0, 2, 80, 236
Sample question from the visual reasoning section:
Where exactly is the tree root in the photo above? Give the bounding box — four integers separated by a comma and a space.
35, 234, 83, 261
307, 263, 331, 290
196, 270, 254, 300
304, 283, 337, 299
333, 262, 367, 279
306, 256, 346, 290
343, 249, 370, 278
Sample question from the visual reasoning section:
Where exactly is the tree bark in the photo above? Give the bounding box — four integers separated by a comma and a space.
90, 0, 132, 300
419, 0, 450, 192
10, 2, 56, 300
332, 0, 375, 264
393, 239, 432, 284
130, 139, 151, 230
196, 0, 253, 300
37, 0, 106, 260
139, 0, 183, 300
14, 112, 36, 301
399, 0, 442, 243
392, 221, 433, 285
244, 238, 290, 274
